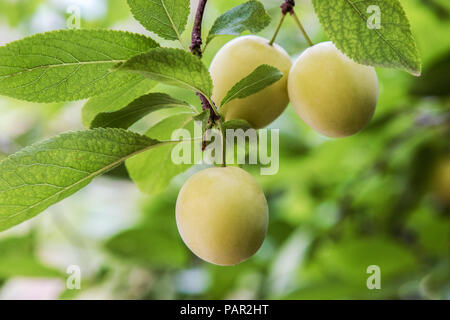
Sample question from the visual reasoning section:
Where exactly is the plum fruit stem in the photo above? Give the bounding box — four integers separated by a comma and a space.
273, 0, 313, 47
291, 10, 314, 47
269, 13, 286, 46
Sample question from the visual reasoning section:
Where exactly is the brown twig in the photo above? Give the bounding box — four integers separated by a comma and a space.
190, 0, 207, 57
190, 0, 219, 123
281, 0, 295, 15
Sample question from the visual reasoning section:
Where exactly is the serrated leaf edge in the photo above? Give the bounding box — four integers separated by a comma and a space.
342, 0, 421, 76
0, 128, 175, 231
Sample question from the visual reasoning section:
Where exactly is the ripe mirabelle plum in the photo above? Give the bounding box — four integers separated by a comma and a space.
288, 41, 379, 138
176, 166, 268, 266
209, 35, 292, 129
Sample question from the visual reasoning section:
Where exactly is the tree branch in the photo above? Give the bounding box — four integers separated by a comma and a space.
190, 0, 219, 123
281, 0, 295, 15
190, 0, 207, 57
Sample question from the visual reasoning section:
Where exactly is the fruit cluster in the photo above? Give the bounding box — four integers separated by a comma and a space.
177, 36, 379, 265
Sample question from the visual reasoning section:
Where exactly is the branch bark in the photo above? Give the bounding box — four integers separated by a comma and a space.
281, 0, 295, 15
190, 0, 219, 122
190, 0, 207, 57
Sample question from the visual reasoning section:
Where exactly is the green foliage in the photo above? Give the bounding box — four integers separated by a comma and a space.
104, 0, 132, 26
105, 227, 188, 269
407, 206, 450, 257
0, 30, 159, 102
410, 51, 450, 96
0, 252, 61, 278
126, 113, 195, 195
283, 236, 419, 299
0, 235, 62, 278
0, 0, 42, 27
0, 128, 163, 231
207, 0, 271, 44
193, 109, 212, 131
312, 0, 421, 76
82, 77, 156, 128
220, 64, 283, 107
223, 119, 253, 131
90, 93, 192, 129
127, 0, 190, 42
308, 237, 417, 284
118, 48, 213, 98
106, 194, 189, 269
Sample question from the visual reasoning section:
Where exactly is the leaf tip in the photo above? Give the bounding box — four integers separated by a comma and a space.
412, 66, 422, 77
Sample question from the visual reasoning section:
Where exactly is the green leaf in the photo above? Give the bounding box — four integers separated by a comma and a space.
0, 255, 63, 278
220, 64, 283, 107
127, 0, 190, 42
0, 234, 34, 256
0, 30, 159, 102
193, 109, 211, 131
119, 47, 213, 97
309, 237, 418, 285
82, 77, 156, 128
126, 113, 195, 194
312, 0, 421, 76
223, 119, 253, 131
282, 279, 401, 300
90, 93, 192, 129
105, 227, 188, 269
0, 128, 167, 232
0, 235, 62, 278
407, 207, 450, 257
207, 0, 271, 44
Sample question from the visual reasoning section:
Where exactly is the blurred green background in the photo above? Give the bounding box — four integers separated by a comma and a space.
0, 0, 448, 300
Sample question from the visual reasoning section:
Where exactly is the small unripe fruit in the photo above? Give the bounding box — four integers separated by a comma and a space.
210, 35, 292, 129
176, 167, 268, 266
288, 41, 379, 138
